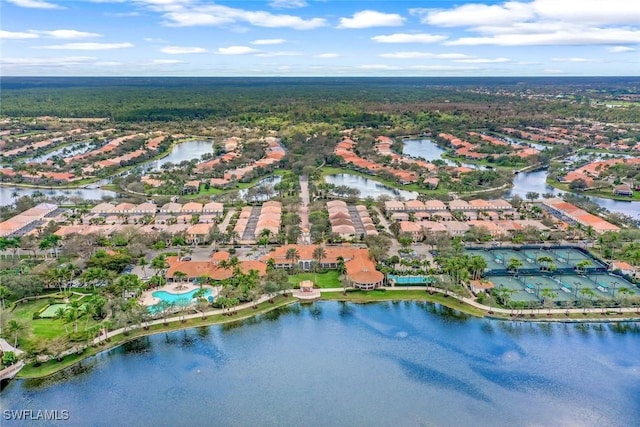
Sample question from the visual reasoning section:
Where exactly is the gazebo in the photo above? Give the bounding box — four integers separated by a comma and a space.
293, 280, 320, 300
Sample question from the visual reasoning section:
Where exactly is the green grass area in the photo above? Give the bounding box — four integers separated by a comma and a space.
6, 295, 99, 348
321, 289, 487, 317
320, 166, 450, 196
545, 176, 640, 201
288, 271, 341, 288
441, 153, 526, 170
17, 295, 296, 379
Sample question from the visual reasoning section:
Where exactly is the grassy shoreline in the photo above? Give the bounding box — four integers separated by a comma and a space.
17, 295, 296, 379
12, 291, 640, 379
545, 176, 640, 201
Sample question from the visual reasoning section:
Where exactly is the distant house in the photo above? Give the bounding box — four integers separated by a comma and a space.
183, 180, 200, 194
613, 184, 633, 197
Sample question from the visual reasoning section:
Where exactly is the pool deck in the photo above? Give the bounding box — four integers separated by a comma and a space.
140, 283, 219, 307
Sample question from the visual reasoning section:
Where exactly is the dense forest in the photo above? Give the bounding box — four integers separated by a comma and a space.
2, 77, 639, 126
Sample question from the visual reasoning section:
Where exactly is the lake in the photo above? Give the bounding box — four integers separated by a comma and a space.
0, 185, 117, 207
507, 169, 640, 219
402, 138, 480, 169
127, 140, 214, 175
325, 174, 418, 200
1, 302, 638, 426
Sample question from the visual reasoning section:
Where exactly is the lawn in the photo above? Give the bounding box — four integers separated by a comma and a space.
6, 295, 99, 349
288, 271, 341, 288
18, 295, 297, 379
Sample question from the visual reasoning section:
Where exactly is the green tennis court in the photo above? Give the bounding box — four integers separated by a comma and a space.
39, 303, 69, 318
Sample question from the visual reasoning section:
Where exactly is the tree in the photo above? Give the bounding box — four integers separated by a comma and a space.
7, 319, 23, 348
575, 259, 592, 273
579, 287, 596, 314
540, 287, 557, 315
285, 247, 300, 269
525, 191, 539, 203
312, 246, 327, 283
507, 257, 523, 276
468, 256, 487, 280
151, 254, 169, 276
0, 285, 10, 310
537, 255, 554, 272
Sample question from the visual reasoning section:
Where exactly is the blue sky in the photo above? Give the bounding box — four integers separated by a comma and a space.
1, 0, 639, 76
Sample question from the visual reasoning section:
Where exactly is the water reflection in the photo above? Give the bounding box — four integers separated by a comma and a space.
2, 302, 639, 427
325, 174, 418, 200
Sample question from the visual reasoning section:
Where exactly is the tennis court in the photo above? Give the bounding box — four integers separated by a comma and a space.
40, 303, 68, 318
466, 247, 605, 272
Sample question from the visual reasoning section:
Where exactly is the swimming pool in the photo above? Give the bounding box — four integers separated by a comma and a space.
150, 288, 213, 310
388, 275, 436, 285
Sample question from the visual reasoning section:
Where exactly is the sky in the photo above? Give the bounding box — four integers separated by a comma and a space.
1, 0, 639, 76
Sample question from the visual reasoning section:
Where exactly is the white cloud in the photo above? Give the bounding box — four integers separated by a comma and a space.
0, 56, 94, 66
416, 1, 640, 27
6, 0, 63, 9
269, 0, 307, 8
161, 46, 207, 54
414, 3, 534, 27
104, 11, 141, 17
454, 57, 511, 63
252, 38, 286, 45
419, 1, 640, 47
314, 53, 340, 58
217, 46, 259, 55
38, 42, 134, 50
141, 2, 327, 30
37, 30, 102, 39
551, 57, 596, 62
608, 46, 635, 53
152, 59, 184, 64
379, 52, 473, 60
371, 33, 447, 44
0, 30, 39, 39
255, 51, 302, 57
338, 10, 405, 29
447, 28, 640, 46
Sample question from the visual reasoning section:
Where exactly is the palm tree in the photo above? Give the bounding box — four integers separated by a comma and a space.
138, 257, 149, 278
336, 256, 346, 275
507, 257, 523, 276
579, 287, 596, 314
285, 247, 300, 270
7, 320, 23, 347
151, 254, 169, 277
0, 285, 10, 310
575, 259, 592, 274
173, 271, 187, 286
468, 256, 487, 280
540, 287, 557, 316
537, 255, 554, 272
312, 246, 327, 284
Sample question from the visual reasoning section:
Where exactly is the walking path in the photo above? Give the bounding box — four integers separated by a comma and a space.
19, 287, 640, 368
318, 286, 640, 317
217, 208, 236, 232
0, 338, 24, 355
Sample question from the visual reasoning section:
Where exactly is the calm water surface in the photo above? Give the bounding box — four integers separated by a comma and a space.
2, 302, 638, 427
325, 174, 418, 200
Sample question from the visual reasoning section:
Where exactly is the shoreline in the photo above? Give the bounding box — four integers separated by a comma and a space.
12, 289, 640, 381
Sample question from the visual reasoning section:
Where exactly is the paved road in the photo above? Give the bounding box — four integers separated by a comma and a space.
299, 175, 310, 243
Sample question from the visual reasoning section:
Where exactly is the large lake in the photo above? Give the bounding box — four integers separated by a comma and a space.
2, 302, 638, 426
